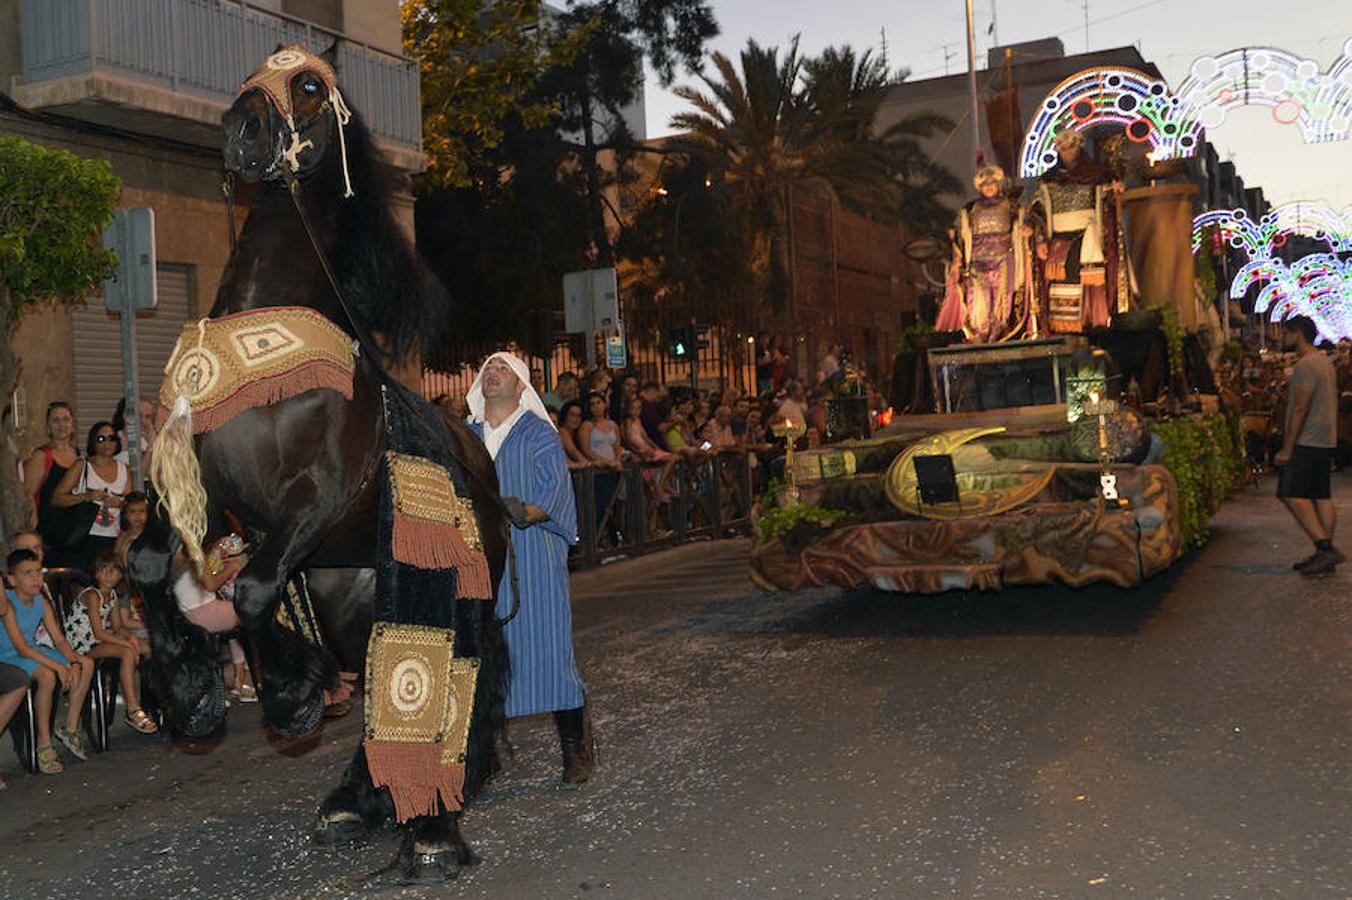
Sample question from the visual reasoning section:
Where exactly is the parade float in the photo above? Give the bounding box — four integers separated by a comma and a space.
747, 44, 1335, 594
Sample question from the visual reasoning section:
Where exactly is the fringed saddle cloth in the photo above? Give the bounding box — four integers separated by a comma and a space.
368, 385, 493, 822
158, 306, 357, 432
158, 307, 493, 823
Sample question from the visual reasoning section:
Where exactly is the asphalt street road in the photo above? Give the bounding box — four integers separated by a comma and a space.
2, 476, 1349, 898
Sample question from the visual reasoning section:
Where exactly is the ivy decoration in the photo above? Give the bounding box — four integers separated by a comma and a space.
1150, 303, 1186, 379
758, 503, 848, 541
1153, 412, 1245, 548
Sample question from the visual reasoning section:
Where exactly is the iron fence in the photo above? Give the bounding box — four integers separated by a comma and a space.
568, 454, 756, 570
421, 326, 759, 402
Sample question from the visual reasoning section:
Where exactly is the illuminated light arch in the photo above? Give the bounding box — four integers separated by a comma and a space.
1174, 40, 1352, 145
1191, 202, 1352, 261
1270, 201, 1352, 252
1191, 208, 1270, 259
1233, 253, 1352, 341
1019, 67, 1202, 177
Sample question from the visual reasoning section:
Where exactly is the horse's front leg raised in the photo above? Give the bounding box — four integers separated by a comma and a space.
232, 538, 337, 738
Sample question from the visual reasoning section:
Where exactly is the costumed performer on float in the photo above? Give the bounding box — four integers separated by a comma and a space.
935, 164, 1036, 342
467, 352, 596, 786
1028, 129, 1128, 334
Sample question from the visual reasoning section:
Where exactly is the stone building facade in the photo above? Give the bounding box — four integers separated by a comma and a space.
0, 0, 420, 453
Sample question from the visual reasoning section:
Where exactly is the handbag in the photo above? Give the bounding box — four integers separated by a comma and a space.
38, 461, 100, 551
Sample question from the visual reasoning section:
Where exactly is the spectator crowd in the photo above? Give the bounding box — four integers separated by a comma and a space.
435, 337, 890, 552
1, 395, 262, 787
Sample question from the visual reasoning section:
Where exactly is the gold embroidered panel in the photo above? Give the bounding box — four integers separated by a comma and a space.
387, 451, 483, 551
365, 622, 469, 746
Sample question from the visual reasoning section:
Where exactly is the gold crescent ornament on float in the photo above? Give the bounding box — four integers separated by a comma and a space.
884, 426, 1056, 520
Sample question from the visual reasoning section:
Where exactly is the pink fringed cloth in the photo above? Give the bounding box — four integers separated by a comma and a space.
363, 622, 479, 821
386, 452, 493, 599
157, 307, 356, 433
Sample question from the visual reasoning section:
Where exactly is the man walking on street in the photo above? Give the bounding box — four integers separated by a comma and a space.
467, 352, 596, 785
1275, 316, 1343, 575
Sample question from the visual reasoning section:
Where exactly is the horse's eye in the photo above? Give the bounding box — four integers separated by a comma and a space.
302, 78, 321, 95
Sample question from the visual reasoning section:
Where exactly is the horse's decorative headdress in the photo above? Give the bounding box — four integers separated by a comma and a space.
240, 45, 355, 198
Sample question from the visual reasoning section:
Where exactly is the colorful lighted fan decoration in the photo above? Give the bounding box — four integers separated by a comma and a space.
1230, 253, 1352, 342
1191, 208, 1276, 260
1020, 67, 1201, 177
1173, 40, 1352, 145
1191, 202, 1352, 261
1022, 40, 1352, 179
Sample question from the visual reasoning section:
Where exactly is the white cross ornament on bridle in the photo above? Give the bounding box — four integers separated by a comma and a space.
281, 130, 315, 173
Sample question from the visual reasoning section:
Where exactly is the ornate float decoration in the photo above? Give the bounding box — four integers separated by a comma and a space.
883, 427, 1056, 520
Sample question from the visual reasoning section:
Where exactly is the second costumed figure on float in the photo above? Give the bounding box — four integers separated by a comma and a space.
1027, 129, 1129, 334
936, 164, 1037, 343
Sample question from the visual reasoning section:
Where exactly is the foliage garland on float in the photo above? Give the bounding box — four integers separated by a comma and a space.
1153, 412, 1246, 548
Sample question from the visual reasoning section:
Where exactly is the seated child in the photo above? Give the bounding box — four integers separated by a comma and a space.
0, 549, 95, 774
111, 494, 153, 654
65, 553, 157, 734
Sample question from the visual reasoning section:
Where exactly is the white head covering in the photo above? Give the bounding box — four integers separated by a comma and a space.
466, 351, 555, 431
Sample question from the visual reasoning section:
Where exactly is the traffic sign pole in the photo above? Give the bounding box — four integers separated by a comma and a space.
103, 208, 157, 489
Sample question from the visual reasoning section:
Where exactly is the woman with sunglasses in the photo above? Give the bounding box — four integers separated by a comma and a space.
50, 421, 130, 574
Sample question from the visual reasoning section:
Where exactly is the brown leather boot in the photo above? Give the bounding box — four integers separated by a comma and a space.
553, 705, 595, 788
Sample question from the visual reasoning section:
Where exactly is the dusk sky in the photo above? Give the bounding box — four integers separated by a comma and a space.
643, 0, 1352, 210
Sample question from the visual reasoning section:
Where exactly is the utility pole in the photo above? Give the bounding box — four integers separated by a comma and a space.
1082, 0, 1090, 54
941, 44, 957, 76
989, 0, 999, 46
964, 0, 981, 169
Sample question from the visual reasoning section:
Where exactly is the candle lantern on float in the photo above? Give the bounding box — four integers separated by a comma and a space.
771, 419, 808, 506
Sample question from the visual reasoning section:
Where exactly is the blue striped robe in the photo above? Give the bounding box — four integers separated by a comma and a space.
470, 414, 587, 717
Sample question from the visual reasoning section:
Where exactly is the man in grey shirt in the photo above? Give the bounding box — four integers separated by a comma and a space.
1275, 316, 1342, 575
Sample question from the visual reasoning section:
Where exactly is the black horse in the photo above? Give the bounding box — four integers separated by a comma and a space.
128, 46, 507, 882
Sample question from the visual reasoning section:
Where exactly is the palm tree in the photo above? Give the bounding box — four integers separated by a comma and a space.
668, 39, 955, 312
801, 45, 961, 235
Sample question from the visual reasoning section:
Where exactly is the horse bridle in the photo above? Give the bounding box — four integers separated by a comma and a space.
277, 165, 522, 626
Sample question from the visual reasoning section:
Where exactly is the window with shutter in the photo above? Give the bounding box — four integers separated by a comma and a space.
72, 264, 196, 438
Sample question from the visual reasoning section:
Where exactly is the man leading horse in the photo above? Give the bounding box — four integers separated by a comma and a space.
467, 352, 596, 786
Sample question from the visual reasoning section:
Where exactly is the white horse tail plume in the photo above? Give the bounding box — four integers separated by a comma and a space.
151, 394, 208, 575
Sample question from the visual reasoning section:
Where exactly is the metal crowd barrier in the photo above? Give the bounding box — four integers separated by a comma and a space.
568, 454, 756, 570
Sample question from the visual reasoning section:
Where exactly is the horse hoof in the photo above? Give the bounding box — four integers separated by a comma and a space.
180, 675, 226, 738
269, 694, 325, 739
312, 811, 369, 847
398, 844, 462, 885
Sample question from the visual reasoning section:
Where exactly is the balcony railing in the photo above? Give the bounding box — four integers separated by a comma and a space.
20, 0, 422, 152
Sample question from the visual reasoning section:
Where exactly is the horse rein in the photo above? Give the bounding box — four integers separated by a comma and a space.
222, 171, 238, 254
277, 165, 522, 626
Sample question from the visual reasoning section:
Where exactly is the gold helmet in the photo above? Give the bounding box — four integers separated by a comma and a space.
973, 164, 1006, 192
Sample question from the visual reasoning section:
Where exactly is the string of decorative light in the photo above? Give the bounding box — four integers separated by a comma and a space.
1020, 38, 1352, 178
